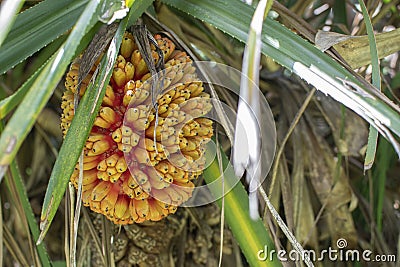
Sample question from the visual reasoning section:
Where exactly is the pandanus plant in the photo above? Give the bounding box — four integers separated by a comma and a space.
1, 0, 399, 266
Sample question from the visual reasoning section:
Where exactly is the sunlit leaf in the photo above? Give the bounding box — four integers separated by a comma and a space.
0, 0, 25, 47
38, 0, 154, 243
204, 142, 280, 267
0, 0, 89, 74
0, 0, 100, 187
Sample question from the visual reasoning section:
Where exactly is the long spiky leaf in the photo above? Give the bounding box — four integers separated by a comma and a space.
0, 0, 25, 47
204, 142, 280, 267
358, 0, 381, 171
7, 161, 51, 266
38, 0, 154, 244
0, 0, 101, 183
0, 0, 89, 74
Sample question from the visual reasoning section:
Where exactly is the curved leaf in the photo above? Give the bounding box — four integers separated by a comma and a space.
0, 0, 100, 184
0, 0, 88, 74
0, 25, 109, 120
204, 143, 280, 267
38, 0, 154, 243
0, 0, 25, 47
358, 0, 380, 170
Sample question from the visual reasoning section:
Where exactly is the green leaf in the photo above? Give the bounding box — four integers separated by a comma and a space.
356, 0, 388, 235
373, 138, 395, 231
0, 26, 102, 120
0, 63, 41, 119
204, 143, 280, 267
162, 0, 400, 156
0, 0, 88, 74
0, 0, 25, 47
358, 0, 381, 171
38, 0, 154, 243
0, 0, 101, 184
7, 161, 51, 266
332, 0, 348, 32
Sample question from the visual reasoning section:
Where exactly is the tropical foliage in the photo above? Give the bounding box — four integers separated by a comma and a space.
0, 0, 399, 266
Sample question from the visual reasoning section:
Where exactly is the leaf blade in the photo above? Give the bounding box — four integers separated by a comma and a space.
0, 0, 88, 74
357, 0, 381, 171
0, 0, 100, 184
0, 0, 25, 47
38, 0, 154, 242
204, 143, 280, 267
